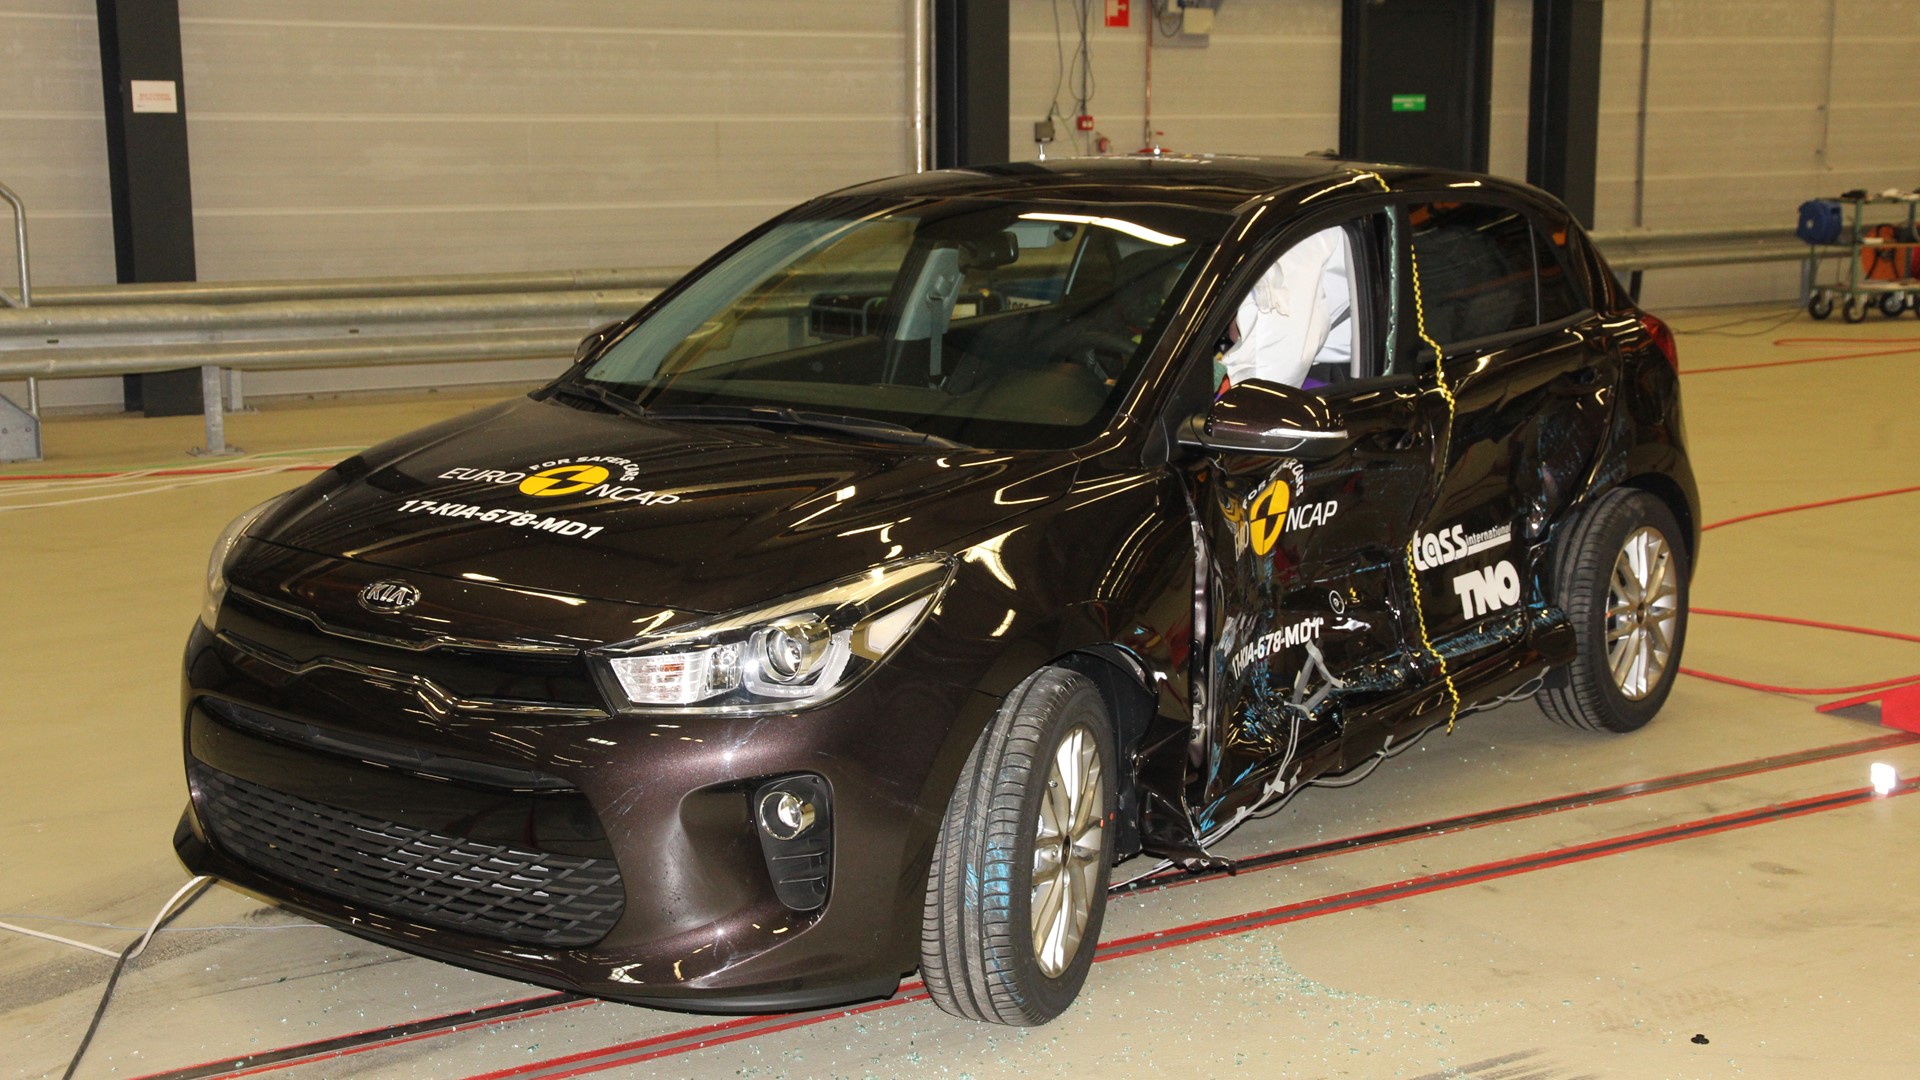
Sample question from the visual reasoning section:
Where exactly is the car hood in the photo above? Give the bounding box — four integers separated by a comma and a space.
256, 396, 1079, 614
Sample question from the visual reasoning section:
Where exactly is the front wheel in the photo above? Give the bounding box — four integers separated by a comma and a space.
1539, 489, 1689, 733
1807, 291, 1834, 320
921, 668, 1115, 1025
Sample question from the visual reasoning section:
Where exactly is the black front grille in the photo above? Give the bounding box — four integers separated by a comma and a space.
220, 592, 605, 711
195, 765, 625, 947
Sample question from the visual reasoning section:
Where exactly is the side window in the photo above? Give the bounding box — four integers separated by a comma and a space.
1534, 224, 1583, 323
1217, 213, 1392, 392
1406, 201, 1536, 346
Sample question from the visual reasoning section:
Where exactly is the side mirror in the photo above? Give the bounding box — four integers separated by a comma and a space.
573, 320, 624, 365
1176, 379, 1348, 456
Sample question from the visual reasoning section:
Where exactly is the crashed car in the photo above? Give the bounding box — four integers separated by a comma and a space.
179, 156, 1696, 1026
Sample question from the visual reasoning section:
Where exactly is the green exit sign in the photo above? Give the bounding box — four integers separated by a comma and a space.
1391, 93, 1427, 113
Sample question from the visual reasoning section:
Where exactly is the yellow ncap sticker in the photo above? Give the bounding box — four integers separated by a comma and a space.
519, 463, 610, 497
1248, 477, 1291, 557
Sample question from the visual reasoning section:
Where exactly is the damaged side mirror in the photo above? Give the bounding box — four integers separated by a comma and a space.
1176, 379, 1348, 457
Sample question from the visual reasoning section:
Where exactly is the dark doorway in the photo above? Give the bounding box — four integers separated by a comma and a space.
1339, 0, 1494, 172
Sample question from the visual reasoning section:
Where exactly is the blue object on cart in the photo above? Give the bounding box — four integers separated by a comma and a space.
1796, 200, 1843, 244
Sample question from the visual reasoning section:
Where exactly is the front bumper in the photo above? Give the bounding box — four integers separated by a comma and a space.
178, 615, 997, 1012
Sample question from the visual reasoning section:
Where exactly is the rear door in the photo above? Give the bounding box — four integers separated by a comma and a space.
1396, 198, 1617, 662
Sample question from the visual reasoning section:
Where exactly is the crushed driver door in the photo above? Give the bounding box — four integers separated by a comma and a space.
1182, 212, 1437, 834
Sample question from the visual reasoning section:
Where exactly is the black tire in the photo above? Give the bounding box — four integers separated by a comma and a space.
1842, 296, 1868, 323
921, 668, 1116, 1025
1539, 489, 1689, 733
1806, 292, 1833, 320
1880, 292, 1908, 317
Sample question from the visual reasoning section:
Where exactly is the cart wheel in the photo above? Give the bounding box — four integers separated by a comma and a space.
1807, 292, 1834, 320
1879, 292, 1908, 317
1842, 297, 1868, 323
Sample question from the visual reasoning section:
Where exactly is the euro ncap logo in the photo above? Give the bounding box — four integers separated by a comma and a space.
519, 464, 611, 497
1248, 477, 1292, 557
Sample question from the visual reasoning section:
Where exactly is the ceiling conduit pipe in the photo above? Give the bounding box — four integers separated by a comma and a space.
911, 0, 930, 172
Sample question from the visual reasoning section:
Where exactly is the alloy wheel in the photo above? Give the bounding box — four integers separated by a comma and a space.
1605, 526, 1679, 700
1030, 724, 1106, 977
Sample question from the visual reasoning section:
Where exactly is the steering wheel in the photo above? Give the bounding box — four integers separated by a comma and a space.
1057, 329, 1140, 382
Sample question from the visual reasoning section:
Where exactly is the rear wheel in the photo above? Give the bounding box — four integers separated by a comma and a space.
921, 668, 1115, 1025
1842, 296, 1869, 323
1880, 292, 1908, 317
1806, 291, 1834, 320
1540, 489, 1689, 733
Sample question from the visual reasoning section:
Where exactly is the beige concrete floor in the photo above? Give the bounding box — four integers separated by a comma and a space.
2, 306, 1917, 1079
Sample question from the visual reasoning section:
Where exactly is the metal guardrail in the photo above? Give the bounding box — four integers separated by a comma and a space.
0, 269, 676, 460
1589, 226, 1808, 302
0, 226, 1812, 462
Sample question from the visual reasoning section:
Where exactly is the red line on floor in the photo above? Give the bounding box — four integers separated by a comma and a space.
1093, 778, 1917, 964
1692, 607, 1920, 645
1772, 336, 1920, 345
1679, 667, 1920, 697
1683, 342, 1920, 375
214, 999, 598, 1080
123, 995, 591, 1080
0, 465, 330, 481
1702, 483, 1920, 531
1115, 731, 1920, 896
458, 780, 1918, 1080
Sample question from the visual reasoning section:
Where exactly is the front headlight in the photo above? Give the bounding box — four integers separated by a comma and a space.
200, 493, 290, 629
592, 556, 954, 715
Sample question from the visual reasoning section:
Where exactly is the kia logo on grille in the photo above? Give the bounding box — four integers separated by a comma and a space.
358, 580, 421, 614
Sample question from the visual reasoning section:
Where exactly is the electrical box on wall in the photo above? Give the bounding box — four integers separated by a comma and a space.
1153, 0, 1222, 48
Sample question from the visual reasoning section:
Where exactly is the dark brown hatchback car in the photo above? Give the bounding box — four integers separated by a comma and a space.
180, 156, 1695, 1025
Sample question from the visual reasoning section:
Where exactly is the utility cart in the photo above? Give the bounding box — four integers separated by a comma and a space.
1801, 192, 1920, 322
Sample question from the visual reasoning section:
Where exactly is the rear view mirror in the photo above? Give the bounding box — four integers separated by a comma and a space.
1176, 379, 1348, 456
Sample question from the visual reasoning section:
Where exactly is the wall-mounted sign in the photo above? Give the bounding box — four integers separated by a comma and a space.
130, 80, 178, 113
1105, 0, 1130, 29
1390, 93, 1428, 113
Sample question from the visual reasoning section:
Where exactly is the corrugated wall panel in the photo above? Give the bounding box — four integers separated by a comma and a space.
177, 0, 912, 281
0, 1, 116, 290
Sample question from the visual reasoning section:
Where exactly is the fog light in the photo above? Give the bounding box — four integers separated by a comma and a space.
759, 789, 817, 840
752, 775, 832, 911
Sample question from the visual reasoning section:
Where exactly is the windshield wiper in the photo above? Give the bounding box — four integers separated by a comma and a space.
548, 381, 648, 420
651, 405, 967, 449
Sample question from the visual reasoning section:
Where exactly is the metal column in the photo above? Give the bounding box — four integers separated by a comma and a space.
96, 0, 205, 418
1527, 0, 1604, 227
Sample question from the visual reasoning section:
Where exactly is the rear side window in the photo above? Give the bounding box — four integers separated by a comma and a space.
1407, 201, 1536, 345
1535, 225, 1583, 323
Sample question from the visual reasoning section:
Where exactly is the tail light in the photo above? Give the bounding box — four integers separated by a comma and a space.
1640, 312, 1678, 372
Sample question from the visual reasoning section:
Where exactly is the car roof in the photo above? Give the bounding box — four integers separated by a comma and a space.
824, 155, 1522, 215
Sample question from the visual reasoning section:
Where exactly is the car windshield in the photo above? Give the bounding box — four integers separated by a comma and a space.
575, 196, 1230, 449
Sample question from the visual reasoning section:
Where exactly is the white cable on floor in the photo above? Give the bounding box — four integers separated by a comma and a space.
60, 876, 217, 1080
0, 464, 314, 511
122, 876, 214, 964
0, 919, 122, 958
